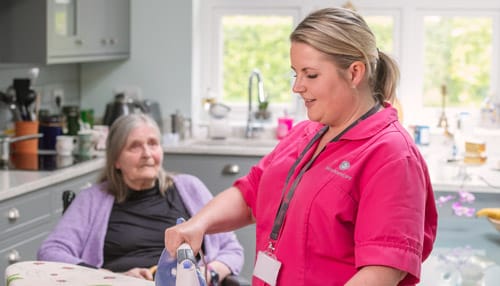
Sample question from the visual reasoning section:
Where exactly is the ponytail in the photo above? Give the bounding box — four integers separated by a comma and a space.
373, 51, 400, 105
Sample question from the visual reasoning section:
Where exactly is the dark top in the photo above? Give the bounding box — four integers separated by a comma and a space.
102, 181, 191, 272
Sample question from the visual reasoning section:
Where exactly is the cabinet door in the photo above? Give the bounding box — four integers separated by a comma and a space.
0, 191, 51, 241
165, 154, 260, 195
165, 154, 260, 280
100, 0, 130, 55
47, 0, 85, 58
0, 225, 50, 276
48, 0, 130, 63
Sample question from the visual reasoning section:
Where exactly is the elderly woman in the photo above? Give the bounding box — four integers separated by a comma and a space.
37, 114, 243, 283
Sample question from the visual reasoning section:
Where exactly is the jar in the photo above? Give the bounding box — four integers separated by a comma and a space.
62, 106, 80, 135
38, 115, 63, 150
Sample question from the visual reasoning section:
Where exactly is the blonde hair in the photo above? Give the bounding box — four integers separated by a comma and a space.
99, 114, 174, 203
290, 7, 400, 104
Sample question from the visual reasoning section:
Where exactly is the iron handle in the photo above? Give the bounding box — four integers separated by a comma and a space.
222, 164, 240, 175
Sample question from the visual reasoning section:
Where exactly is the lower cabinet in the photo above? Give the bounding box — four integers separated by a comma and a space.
165, 153, 262, 281
1, 170, 99, 278
0, 225, 50, 275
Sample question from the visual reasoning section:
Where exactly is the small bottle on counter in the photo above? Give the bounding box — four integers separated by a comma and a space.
276, 110, 293, 140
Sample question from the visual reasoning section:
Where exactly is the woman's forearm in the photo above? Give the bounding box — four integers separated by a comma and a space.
345, 265, 406, 286
165, 186, 253, 257
191, 186, 254, 234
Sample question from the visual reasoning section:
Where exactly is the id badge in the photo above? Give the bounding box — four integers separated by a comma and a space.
253, 251, 282, 286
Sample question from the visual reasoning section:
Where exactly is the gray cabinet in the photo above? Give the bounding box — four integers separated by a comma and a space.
0, 170, 98, 274
0, 0, 130, 64
165, 153, 262, 280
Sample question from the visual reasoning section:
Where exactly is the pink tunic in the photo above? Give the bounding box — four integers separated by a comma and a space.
235, 105, 438, 286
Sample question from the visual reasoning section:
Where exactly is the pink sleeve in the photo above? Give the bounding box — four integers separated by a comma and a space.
354, 157, 437, 284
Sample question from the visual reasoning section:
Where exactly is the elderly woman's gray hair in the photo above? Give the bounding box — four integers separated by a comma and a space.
99, 113, 173, 203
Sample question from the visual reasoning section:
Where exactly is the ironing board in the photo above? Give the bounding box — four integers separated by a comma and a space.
5, 261, 154, 286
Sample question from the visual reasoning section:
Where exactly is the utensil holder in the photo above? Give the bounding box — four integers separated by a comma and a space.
14, 121, 39, 154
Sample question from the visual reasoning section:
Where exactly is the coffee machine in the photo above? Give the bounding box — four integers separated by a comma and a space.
102, 93, 163, 130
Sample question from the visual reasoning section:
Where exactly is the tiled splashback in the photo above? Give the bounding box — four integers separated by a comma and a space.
0, 63, 81, 116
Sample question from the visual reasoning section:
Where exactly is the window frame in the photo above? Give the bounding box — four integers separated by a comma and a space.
195, 1, 303, 129
404, 8, 500, 126
194, 0, 500, 133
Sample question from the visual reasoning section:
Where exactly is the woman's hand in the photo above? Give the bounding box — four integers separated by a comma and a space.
122, 267, 155, 281
164, 218, 206, 258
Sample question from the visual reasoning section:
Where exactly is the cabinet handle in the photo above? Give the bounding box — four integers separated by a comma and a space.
7, 208, 20, 221
101, 38, 108, 45
109, 38, 116, 45
222, 164, 240, 175
75, 39, 83, 45
8, 249, 20, 264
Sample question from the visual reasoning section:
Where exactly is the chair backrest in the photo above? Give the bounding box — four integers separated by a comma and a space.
62, 190, 76, 214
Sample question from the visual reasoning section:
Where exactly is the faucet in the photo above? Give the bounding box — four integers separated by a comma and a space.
0, 133, 43, 163
246, 69, 266, 138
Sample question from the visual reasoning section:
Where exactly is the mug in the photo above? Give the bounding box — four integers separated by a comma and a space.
76, 132, 94, 157
39, 124, 63, 150
92, 125, 108, 150
56, 135, 76, 156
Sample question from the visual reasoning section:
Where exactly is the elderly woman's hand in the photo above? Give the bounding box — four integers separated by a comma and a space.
122, 267, 155, 281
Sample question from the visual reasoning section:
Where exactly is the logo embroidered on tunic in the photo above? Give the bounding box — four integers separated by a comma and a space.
339, 160, 350, 170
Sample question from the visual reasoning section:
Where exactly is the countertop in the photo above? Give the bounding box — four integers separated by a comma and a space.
163, 138, 276, 157
164, 138, 500, 193
0, 157, 105, 201
1, 138, 499, 202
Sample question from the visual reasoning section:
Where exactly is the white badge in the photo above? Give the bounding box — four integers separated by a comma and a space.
253, 251, 282, 286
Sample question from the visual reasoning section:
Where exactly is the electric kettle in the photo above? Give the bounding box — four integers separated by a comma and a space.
102, 93, 163, 130
102, 93, 144, 126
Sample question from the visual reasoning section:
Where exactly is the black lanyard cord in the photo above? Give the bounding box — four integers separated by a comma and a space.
269, 103, 380, 241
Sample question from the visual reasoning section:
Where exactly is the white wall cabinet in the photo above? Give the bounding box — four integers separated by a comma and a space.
0, 0, 130, 65
0, 170, 98, 275
165, 153, 261, 280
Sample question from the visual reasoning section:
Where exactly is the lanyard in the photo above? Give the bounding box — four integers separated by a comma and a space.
269, 103, 380, 243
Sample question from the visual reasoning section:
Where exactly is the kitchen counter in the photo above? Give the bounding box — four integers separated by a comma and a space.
165, 137, 500, 193
0, 157, 105, 201
163, 138, 277, 157
1, 138, 498, 200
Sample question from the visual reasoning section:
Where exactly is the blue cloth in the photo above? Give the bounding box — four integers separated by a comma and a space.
37, 174, 244, 275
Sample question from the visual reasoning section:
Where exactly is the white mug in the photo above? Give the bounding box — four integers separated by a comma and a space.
56, 135, 76, 156
92, 125, 109, 150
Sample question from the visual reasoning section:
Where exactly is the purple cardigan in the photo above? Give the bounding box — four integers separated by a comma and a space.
37, 174, 244, 275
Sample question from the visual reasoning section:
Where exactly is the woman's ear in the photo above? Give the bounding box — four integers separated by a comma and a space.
348, 61, 366, 87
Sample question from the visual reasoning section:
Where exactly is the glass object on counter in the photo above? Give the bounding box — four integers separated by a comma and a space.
62, 105, 80, 135
80, 109, 94, 129
463, 140, 487, 165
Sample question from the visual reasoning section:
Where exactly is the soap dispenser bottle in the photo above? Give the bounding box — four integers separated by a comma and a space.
276, 110, 293, 139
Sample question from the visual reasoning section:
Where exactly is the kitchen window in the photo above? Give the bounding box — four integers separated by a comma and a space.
196, 3, 301, 125
423, 15, 493, 108
195, 0, 500, 129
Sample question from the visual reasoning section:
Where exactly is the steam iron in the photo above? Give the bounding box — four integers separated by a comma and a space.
155, 218, 207, 286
